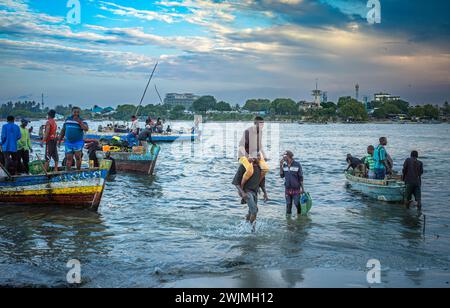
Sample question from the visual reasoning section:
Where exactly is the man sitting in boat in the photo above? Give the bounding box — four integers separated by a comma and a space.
345, 154, 365, 177
59, 107, 89, 171
155, 118, 164, 134
402, 151, 424, 211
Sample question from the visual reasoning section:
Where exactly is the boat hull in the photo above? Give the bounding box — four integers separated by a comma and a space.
345, 172, 405, 202
97, 144, 160, 176
32, 133, 198, 144
0, 169, 109, 210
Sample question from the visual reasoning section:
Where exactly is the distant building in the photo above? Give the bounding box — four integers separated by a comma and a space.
322, 91, 328, 104
312, 79, 322, 108
164, 93, 200, 108
374, 93, 401, 102
298, 101, 319, 110
91, 105, 115, 115
355, 84, 360, 101
92, 105, 104, 114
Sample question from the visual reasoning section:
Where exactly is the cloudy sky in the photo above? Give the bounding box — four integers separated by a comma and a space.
0, 0, 449, 107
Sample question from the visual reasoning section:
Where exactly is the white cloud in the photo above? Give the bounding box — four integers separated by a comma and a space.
99, 1, 180, 23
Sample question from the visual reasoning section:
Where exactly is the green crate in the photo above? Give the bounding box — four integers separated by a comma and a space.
29, 160, 47, 175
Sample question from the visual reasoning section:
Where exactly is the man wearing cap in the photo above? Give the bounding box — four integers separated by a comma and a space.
17, 119, 33, 174
280, 151, 304, 215
1, 115, 21, 175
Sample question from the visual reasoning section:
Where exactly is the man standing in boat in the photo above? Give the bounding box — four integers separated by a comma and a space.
362, 145, 376, 179
59, 107, 89, 171
373, 137, 390, 180
402, 151, 424, 211
42, 110, 59, 172
280, 151, 304, 216
130, 115, 140, 135
1, 115, 21, 175
17, 119, 32, 174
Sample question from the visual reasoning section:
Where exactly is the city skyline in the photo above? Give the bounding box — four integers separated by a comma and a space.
0, 0, 449, 107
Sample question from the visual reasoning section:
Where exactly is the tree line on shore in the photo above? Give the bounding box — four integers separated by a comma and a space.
1, 96, 449, 122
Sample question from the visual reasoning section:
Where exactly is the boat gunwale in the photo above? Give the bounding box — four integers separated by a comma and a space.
345, 172, 405, 188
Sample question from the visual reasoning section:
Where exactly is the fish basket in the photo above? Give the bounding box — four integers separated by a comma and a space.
29, 160, 47, 175
100, 159, 112, 171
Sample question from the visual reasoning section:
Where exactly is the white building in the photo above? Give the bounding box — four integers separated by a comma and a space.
298, 101, 320, 110
164, 93, 200, 108
374, 93, 401, 102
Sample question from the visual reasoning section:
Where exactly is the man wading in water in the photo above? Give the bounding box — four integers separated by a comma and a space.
233, 154, 269, 230
238, 116, 269, 189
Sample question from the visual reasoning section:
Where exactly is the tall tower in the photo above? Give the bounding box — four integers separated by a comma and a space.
41, 93, 44, 109
322, 91, 328, 104
355, 84, 360, 102
312, 79, 322, 108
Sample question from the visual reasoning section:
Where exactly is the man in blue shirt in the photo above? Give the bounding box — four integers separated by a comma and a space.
280, 150, 304, 215
373, 137, 389, 180
59, 107, 89, 170
1, 115, 21, 175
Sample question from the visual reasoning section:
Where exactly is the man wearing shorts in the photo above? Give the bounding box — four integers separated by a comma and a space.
233, 156, 269, 228
42, 110, 59, 171
59, 107, 89, 170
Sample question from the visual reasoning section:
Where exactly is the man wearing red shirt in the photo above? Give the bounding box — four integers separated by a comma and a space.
42, 110, 59, 171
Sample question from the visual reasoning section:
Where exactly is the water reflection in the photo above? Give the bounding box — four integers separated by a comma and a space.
0, 207, 111, 264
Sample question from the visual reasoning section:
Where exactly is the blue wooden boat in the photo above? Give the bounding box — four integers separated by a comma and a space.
31, 132, 198, 144
345, 171, 406, 202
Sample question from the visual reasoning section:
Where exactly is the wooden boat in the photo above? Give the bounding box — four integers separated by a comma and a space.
345, 171, 406, 202
31, 132, 199, 144
97, 144, 161, 176
0, 163, 111, 210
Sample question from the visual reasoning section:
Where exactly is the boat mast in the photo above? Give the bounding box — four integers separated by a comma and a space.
155, 84, 163, 105
134, 61, 158, 117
